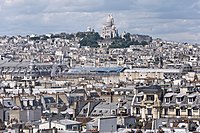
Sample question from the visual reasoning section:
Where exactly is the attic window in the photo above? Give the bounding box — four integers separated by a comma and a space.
176, 97, 183, 102
7, 101, 11, 105
137, 97, 143, 102
188, 98, 193, 102
165, 97, 171, 103
83, 108, 87, 113
146, 95, 154, 101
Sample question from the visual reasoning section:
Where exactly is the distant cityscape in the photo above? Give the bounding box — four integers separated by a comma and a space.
0, 14, 200, 133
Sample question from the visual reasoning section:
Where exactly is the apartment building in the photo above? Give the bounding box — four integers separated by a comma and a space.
131, 85, 162, 121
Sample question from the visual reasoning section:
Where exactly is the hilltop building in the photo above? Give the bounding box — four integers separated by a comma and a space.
101, 14, 118, 38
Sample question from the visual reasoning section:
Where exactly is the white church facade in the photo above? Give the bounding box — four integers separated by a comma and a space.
101, 14, 118, 39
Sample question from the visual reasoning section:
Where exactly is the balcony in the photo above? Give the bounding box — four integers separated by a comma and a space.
146, 114, 153, 119
132, 113, 141, 117
161, 114, 200, 119
144, 100, 154, 104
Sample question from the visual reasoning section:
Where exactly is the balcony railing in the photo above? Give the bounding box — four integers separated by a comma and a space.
132, 113, 141, 117
132, 113, 153, 119
161, 114, 200, 119
143, 100, 154, 104
146, 114, 153, 119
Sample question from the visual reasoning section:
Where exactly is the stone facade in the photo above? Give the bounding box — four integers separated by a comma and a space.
101, 14, 118, 38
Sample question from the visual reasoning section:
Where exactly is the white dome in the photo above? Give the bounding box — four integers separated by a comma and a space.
106, 14, 114, 27
87, 27, 91, 32
106, 15, 113, 23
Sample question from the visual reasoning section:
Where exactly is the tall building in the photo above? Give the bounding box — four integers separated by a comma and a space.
101, 14, 118, 39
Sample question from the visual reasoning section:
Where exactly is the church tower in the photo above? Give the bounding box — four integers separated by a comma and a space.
101, 14, 118, 39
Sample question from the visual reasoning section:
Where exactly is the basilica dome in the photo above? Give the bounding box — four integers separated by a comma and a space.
106, 14, 114, 27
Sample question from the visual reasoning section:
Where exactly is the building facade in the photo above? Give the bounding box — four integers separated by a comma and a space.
131, 85, 162, 121
101, 14, 118, 39
162, 92, 200, 121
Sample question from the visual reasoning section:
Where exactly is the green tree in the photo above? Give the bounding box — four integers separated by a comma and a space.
123, 32, 131, 41
79, 32, 102, 48
76, 32, 86, 38
141, 41, 148, 46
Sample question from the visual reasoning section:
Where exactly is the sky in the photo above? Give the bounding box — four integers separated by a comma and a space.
0, 0, 200, 43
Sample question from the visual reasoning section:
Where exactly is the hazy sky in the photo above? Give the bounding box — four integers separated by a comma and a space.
0, 0, 200, 43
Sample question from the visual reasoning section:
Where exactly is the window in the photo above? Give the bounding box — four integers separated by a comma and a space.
83, 108, 87, 113
176, 98, 182, 102
165, 98, 170, 103
147, 108, 152, 115
112, 110, 115, 115
66, 125, 72, 130
72, 125, 79, 131
137, 97, 143, 102
147, 95, 154, 101
188, 98, 193, 102
164, 108, 168, 115
7, 101, 11, 105
136, 108, 140, 114
176, 109, 180, 116
188, 109, 192, 116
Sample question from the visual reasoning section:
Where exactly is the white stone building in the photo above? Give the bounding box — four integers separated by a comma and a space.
101, 14, 118, 39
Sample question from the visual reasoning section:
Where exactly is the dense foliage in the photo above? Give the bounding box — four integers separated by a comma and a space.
29, 32, 149, 48
79, 32, 102, 48
109, 33, 148, 48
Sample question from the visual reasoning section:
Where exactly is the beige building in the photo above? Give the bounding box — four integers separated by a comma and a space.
162, 92, 200, 121
9, 108, 41, 123
131, 85, 162, 121
120, 68, 182, 81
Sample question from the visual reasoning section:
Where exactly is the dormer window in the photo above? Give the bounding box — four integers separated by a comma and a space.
188, 93, 197, 103
188, 98, 193, 103
146, 95, 154, 101
176, 93, 185, 103
164, 93, 174, 104
137, 92, 144, 102
176, 97, 183, 103
83, 108, 87, 113
165, 97, 171, 103
137, 96, 143, 102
